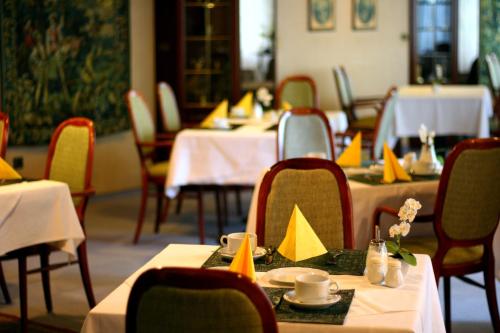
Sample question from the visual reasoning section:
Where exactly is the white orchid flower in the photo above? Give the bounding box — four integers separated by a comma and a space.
389, 224, 401, 238
399, 222, 411, 237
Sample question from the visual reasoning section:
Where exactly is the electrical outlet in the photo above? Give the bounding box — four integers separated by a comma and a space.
13, 156, 23, 170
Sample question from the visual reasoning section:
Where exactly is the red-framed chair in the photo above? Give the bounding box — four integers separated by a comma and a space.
0, 117, 96, 332
0, 111, 8, 159
256, 158, 354, 250
274, 75, 319, 109
373, 138, 500, 332
126, 267, 278, 333
277, 108, 335, 161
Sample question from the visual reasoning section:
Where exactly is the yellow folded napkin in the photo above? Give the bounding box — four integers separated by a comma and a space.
229, 233, 256, 282
200, 99, 228, 128
278, 204, 327, 262
336, 132, 362, 167
282, 101, 292, 110
0, 157, 21, 180
236, 92, 253, 117
383, 143, 412, 183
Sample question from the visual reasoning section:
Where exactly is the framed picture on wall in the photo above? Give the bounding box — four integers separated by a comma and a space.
308, 0, 335, 31
352, 0, 377, 30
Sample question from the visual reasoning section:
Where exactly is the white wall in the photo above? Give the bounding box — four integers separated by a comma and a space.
6, 0, 156, 194
276, 0, 409, 110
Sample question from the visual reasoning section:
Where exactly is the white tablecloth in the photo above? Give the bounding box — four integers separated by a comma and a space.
0, 180, 84, 256
165, 111, 348, 198
246, 171, 439, 251
395, 85, 493, 138
81, 244, 445, 333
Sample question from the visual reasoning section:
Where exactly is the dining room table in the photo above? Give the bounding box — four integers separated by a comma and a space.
395, 85, 493, 139
81, 243, 446, 333
0, 179, 85, 257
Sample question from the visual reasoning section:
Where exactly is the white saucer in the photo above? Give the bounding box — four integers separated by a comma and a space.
264, 267, 329, 286
218, 246, 267, 260
283, 290, 341, 309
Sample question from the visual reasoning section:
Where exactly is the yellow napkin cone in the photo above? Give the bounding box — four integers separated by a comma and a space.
383, 143, 412, 183
0, 157, 21, 180
336, 132, 362, 167
278, 205, 328, 262
229, 234, 256, 282
200, 99, 228, 128
282, 101, 292, 110
236, 92, 253, 117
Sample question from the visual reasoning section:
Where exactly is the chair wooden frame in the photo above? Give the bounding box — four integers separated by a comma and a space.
373, 138, 500, 332
332, 66, 383, 124
0, 111, 8, 159
126, 90, 176, 244
0, 117, 96, 333
274, 75, 319, 109
156, 81, 181, 141
256, 158, 354, 249
126, 267, 278, 333
277, 107, 336, 161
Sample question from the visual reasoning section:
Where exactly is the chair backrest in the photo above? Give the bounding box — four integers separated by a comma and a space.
277, 108, 335, 161
485, 53, 500, 97
274, 75, 318, 109
434, 138, 500, 245
44, 117, 95, 211
333, 66, 355, 122
256, 158, 354, 249
372, 86, 398, 160
126, 267, 278, 333
0, 111, 8, 159
157, 82, 181, 132
126, 90, 156, 157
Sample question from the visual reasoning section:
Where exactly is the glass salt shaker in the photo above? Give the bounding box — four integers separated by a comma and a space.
365, 239, 388, 285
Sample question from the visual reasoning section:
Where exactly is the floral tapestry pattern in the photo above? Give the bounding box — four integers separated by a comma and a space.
479, 0, 500, 85
0, 0, 129, 145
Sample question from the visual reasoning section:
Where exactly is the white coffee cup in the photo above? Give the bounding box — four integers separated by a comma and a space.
219, 232, 257, 254
230, 106, 246, 118
305, 151, 327, 159
295, 273, 340, 302
213, 117, 229, 129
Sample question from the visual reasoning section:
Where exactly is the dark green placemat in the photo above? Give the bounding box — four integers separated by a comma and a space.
199, 124, 243, 131
0, 178, 37, 186
266, 124, 278, 131
263, 287, 355, 325
202, 248, 366, 276
348, 173, 440, 186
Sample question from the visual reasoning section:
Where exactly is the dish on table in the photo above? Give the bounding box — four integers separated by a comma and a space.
283, 290, 341, 309
264, 267, 329, 286
217, 246, 267, 260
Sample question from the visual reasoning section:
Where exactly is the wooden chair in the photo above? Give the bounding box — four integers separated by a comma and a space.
256, 158, 354, 249
0, 111, 8, 159
274, 75, 318, 109
0, 117, 96, 332
126, 267, 278, 333
332, 66, 383, 130
336, 86, 397, 160
126, 90, 175, 243
277, 108, 335, 161
157, 82, 182, 139
373, 138, 500, 332
485, 53, 500, 124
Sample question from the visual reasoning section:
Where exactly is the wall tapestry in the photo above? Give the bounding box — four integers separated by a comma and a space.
0, 0, 129, 145
479, 0, 500, 86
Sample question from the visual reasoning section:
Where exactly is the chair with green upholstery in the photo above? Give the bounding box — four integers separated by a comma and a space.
277, 108, 335, 161
157, 82, 182, 138
274, 75, 318, 109
0, 111, 8, 159
126, 267, 278, 333
126, 90, 175, 244
373, 138, 500, 332
256, 158, 354, 249
333, 66, 383, 130
0, 117, 96, 332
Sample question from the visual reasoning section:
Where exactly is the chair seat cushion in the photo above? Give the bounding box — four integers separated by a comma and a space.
403, 236, 483, 266
350, 116, 377, 129
147, 160, 169, 177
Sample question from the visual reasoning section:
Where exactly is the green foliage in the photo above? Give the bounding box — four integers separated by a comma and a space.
386, 240, 417, 266
0, 0, 130, 145
479, 0, 500, 85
